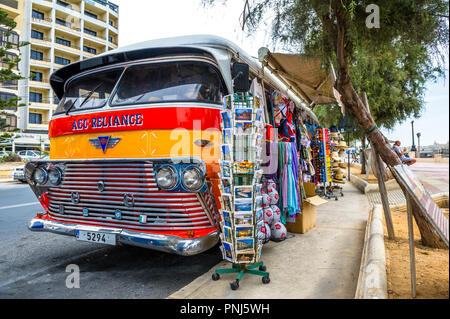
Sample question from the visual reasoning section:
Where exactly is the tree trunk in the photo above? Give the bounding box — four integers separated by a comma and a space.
331, 2, 443, 248
398, 183, 448, 248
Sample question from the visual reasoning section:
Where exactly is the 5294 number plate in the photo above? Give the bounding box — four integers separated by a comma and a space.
76, 230, 116, 246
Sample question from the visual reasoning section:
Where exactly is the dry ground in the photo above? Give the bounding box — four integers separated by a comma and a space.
382, 208, 449, 299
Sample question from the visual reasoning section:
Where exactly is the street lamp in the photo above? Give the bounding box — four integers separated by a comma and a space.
410, 120, 417, 152
416, 132, 421, 158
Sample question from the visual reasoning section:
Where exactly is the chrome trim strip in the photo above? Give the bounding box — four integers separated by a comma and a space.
29, 218, 219, 256
48, 189, 193, 197
49, 192, 198, 202
65, 172, 155, 177
48, 205, 206, 217
40, 215, 211, 231
48, 209, 210, 225
48, 200, 203, 212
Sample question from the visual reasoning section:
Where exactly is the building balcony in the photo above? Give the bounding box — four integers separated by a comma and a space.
28, 101, 52, 109
84, 32, 107, 45
27, 122, 50, 131
55, 1, 80, 14
30, 37, 52, 47
54, 42, 81, 54
31, 17, 53, 26
30, 58, 52, 67
55, 21, 81, 34
29, 79, 51, 88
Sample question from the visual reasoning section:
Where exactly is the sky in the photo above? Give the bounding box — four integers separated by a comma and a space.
112, 0, 449, 147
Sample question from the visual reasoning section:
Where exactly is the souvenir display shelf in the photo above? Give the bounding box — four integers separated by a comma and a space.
313, 128, 337, 200
328, 131, 345, 198
214, 92, 270, 290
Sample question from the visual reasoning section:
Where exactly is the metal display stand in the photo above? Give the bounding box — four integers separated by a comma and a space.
212, 262, 270, 290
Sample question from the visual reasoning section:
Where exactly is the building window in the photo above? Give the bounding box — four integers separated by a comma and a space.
30, 50, 44, 61
55, 18, 71, 28
1, 114, 17, 130
0, 92, 18, 110
29, 92, 43, 103
31, 30, 44, 40
1, 28, 19, 46
57, 0, 71, 9
55, 37, 71, 47
29, 113, 43, 124
32, 10, 45, 20
83, 46, 97, 55
31, 71, 43, 82
0, 79, 18, 90
55, 56, 71, 65
84, 11, 98, 19
109, 20, 115, 27
84, 28, 97, 37
1, 52, 18, 70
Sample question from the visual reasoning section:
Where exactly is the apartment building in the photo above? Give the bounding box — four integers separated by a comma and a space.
1, 0, 119, 151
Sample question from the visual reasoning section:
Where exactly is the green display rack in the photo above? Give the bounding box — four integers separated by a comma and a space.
211, 261, 270, 290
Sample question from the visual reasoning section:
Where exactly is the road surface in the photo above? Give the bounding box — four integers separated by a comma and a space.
411, 161, 449, 194
0, 182, 222, 298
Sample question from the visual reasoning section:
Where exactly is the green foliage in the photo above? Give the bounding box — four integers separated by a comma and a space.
0, 152, 21, 163
203, 0, 449, 131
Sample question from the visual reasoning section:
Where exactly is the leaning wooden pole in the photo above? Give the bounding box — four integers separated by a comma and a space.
406, 194, 417, 298
361, 92, 395, 239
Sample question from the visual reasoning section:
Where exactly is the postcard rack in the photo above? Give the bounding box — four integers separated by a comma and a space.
214, 92, 270, 290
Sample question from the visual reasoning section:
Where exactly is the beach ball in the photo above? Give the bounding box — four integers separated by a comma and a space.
271, 205, 281, 223
271, 222, 287, 241
262, 193, 271, 207
266, 179, 276, 191
269, 190, 279, 205
263, 207, 274, 225
258, 222, 271, 243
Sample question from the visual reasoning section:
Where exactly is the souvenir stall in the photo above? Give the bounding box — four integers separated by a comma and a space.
213, 49, 343, 289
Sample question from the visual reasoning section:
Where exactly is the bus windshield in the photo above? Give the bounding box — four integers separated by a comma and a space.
111, 61, 225, 106
55, 68, 123, 115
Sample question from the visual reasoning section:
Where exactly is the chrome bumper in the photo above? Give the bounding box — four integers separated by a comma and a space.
29, 217, 219, 256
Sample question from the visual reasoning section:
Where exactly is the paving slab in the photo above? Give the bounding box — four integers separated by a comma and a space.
169, 183, 370, 299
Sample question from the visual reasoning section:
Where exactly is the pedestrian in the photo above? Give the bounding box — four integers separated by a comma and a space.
393, 141, 416, 166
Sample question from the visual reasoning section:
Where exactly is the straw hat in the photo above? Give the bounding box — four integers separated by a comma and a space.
336, 141, 348, 149
331, 152, 340, 161
339, 162, 347, 168
334, 171, 345, 180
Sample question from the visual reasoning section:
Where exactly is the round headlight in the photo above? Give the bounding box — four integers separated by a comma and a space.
182, 167, 204, 191
33, 167, 48, 184
48, 168, 62, 185
155, 166, 178, 189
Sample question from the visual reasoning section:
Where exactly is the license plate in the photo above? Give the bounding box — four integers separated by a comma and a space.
76, 230, 116, 246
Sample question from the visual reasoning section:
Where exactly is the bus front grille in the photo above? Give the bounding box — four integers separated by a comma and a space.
47, 161, 215, 231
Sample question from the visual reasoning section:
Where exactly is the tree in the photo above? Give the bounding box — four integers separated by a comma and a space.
204, 0, 449, 247
0, 8, 28, 144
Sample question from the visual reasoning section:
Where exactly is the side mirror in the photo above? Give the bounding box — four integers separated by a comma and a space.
232, 62, 250, 93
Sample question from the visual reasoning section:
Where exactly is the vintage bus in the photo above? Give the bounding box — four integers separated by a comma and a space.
25, 35, 318, 256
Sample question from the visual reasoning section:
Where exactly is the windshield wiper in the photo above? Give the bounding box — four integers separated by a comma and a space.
65, 83, 103, 115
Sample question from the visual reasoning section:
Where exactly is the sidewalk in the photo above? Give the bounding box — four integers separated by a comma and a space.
169, 183, 370, 299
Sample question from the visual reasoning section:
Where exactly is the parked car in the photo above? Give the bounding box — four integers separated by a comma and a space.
12, 165, 26, 183
16, 150, 41, 161
420, 151, 433, 158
